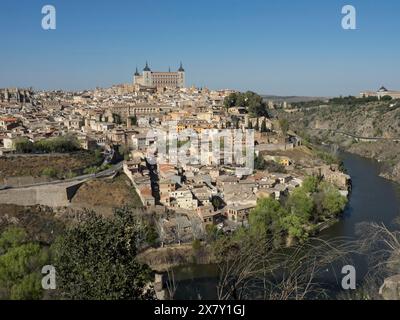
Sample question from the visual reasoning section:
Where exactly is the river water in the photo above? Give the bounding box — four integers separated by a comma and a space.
173, 152, 400, 300
323, 152, 400, 239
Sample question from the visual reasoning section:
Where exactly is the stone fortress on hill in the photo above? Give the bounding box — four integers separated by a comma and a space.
133, 62, 185, 89
360, 86, 400, 99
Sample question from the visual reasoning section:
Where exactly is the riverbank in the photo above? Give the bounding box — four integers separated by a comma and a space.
139, 213, 340, 275
168, 151, 400, 299
282, 101, 400, 184
139, 163, 350, 273
137, 244, 214, 273
303, 133, 400, 184
345, 140, 400, 183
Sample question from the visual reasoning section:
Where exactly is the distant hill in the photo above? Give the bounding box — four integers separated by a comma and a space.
261, 95, 330, 103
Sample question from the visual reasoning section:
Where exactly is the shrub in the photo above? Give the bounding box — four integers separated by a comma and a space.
15, 135, 80, 154
41, 167, 58, 178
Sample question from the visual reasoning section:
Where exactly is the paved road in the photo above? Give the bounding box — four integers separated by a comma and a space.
0, 162, 123, 190
310, 128, 400, 142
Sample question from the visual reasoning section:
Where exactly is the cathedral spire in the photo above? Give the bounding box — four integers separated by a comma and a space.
178, 61, 185, 72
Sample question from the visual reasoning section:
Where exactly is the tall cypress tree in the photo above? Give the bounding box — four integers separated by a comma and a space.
248, 120, 253, 130
254, 118, 260, 131
261, 119, 267, 133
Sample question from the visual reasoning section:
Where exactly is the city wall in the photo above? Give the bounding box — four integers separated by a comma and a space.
0, 181, 84, 207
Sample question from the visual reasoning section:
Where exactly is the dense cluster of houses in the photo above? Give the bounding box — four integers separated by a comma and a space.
0, 85, 350, 246
0, 86, 233, 156
122, 142, 309, 236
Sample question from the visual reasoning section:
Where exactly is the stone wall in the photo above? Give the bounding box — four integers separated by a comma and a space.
1, 176, 51, 187
0, 182, 84, 207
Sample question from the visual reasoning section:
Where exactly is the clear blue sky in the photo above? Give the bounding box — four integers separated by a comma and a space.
1, 0, 399, 96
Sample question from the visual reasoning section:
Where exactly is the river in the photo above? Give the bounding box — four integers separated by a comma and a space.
172, 152, 400, 300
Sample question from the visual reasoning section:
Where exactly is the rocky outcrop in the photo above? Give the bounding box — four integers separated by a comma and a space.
379, 275, 400, 300
284, 101, 400, 184
347, 141, 400, 183
154, 273, 167, 300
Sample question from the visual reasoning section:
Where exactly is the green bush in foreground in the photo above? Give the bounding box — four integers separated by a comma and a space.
52, 208, 154, 300
0, 227, 49, 300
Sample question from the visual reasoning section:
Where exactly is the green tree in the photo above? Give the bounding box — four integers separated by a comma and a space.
112, 113, 122, 124
254, 154, 267, 170
94, 149, 104, 164
279, 118, 289, 136
260, 119, 267, 133
254, 118, 260, 131
211, 196, 224, 210
224, 92, 238, 109
130, 116, 138, 126
286, 188, 314, 221
205, 224, 221, 243
24, 135, 81, 154
381, 95, 393, 101
14, 138, 34, 153
118, 144, 130, 161
319, 182, 347, 216
302, 176, 320, 194
279, 214, 309, 243
235, 119, 240, 129
223, 91, 269, 116
0, 227, 49, 300
52, 208, 154, 300
244, 91, 268, 116
249, 197, 287, 240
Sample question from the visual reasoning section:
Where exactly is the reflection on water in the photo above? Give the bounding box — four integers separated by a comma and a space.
172, 264, 219, 300
173, 152, 400, 300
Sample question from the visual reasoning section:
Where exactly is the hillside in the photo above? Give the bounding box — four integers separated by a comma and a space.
0, 152, 101, 183
70, 174, 143, 216
281, 99, 400, 182
262, 95, 329, 103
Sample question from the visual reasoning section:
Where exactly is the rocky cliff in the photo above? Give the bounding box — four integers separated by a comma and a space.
283, 101, 400, 183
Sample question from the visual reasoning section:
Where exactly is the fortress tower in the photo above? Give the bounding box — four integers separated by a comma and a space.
133, 62, 186, 89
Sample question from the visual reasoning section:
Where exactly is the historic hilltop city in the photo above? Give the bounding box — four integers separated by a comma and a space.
1, 0, 400, 307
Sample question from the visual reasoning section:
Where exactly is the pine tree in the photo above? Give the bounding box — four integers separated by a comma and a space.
261, 119, 267, 132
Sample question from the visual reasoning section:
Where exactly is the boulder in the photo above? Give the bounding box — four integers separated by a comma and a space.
379, 275, 400, 300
